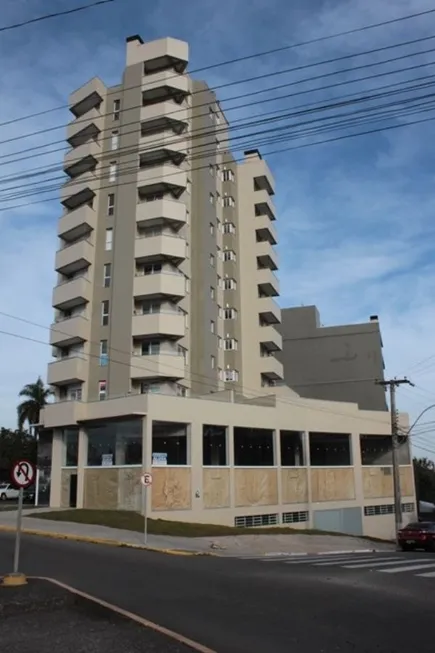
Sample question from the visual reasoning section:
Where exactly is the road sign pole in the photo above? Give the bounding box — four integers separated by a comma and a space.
13, 488, 24, 575
143, 484, 148, 546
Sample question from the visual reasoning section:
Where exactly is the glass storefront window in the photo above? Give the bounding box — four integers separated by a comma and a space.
87, 419, 142, 466
63, 428, 79, 467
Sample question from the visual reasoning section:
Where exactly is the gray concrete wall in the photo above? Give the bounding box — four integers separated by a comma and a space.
277, 306, 387, 411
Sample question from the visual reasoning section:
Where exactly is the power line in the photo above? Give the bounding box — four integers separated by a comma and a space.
3, 32, 435, 146
0, 0, 115, 33
2, 5, 434, 127
2, 109, 435, 213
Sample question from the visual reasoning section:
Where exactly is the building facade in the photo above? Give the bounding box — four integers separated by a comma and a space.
277, 306, 388, 411
42, 35, 415, 540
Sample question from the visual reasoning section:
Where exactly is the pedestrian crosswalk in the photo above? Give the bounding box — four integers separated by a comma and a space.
238, 552, 435, 579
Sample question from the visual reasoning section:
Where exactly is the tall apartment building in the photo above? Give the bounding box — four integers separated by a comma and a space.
49, 36, 283, 403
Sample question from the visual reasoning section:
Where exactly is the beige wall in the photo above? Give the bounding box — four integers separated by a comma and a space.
362, 466, 414, 499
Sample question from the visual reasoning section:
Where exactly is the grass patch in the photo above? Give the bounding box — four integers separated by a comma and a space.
26, 509, 391, 542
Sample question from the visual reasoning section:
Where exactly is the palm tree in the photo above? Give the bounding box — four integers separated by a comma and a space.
17, 377, 52, 433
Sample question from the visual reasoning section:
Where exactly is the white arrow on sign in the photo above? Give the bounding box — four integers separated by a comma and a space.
11, 460, 36, 489
141, 473, 152, 487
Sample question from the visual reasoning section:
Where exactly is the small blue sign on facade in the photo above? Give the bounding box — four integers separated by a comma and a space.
152, 452, 168, 466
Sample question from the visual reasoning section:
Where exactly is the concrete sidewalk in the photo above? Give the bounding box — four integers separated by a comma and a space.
0, 508, 394, 556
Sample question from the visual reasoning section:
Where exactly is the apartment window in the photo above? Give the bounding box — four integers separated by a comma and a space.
217, 246, 222, 260
68, 384, 82, 401
211, 355, 216, 369
223, 250, 236, 262
109, 162, 117, 182
224, 338, 237, 350
143, 263, 162, 275
217, 335, 222, 349
186, 210, 190, 224
222, 195, 235, 208
210, 222, 214, 235
217, 275, 222, 289
210, 286, 215, 300
209, 164, 214, 176
105, 228, 113, 251
103, 263, 111, 288
209, 107, 215, 122
99, 340, 108, 366
224, 307, 237, 319
101, 300, 109, 326
185, 277, 190, 293
223, 278, 236, 290
176, 385, 187, 397
224, 369, 239, 382
209, 192, 215, 205
186, 179, 191, 194
216, 138, 220, 150
111, 130, 119, 150
141, 301, 160, 314
210, 253, 215, 267
107, 193, 115, 216
113, 99, 120, 120
142, 340, 160, 355
222, 168, 234, 182
98, 381, 107, 401
210, 320, 215, 334
141, 382, 161, 395
222, 222, 235, 234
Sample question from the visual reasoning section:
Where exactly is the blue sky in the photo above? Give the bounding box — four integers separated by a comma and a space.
1, 0, 435, 457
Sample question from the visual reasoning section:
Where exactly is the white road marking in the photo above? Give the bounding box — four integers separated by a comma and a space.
343, 558, 423, 569
315, 556, 400, 567
380, 562, 435, 573
416, 570, 435, 578
284, 555, 366, 565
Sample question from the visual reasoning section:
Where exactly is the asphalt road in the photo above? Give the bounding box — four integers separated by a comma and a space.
1, 533, 434, 653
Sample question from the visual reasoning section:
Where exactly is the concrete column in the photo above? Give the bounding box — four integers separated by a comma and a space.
351, 431, 364, 504
49, 429, 63, 508
227, 425, 235, 508
303, 431, 313, 526
189, 421, 203, 519
76, 428, 88, 508
274, 429, 282, 509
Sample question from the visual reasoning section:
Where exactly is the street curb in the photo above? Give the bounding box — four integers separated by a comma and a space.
0, 525, 213, 557
31, 577, 217, 653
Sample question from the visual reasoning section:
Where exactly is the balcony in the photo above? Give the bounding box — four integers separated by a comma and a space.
64, 140, 100, 178
60, 172, 98, 211
259, 355, 284, 380
137, 164, 187, 198
136, 199, 186, 228
52, 275, 91, 310
55, 239, 94, 275
142, 70, 189, 105
58, 204, 96, 242
135, 235, 186, 263
133, 272, 186, 299
50, 315, 90, 347
69, 78, 105, 117
130, 353, 185, 380
259, 325, 282, 352
139, 132, 188, 166
67, 107, 103, 148
256, 241, 278, 271
258, 296, 281, 324
257, 267, 279, 297
255, 214, 277, 245
254, 189, 276, 221
47, 356, 87, 386
132, 312, 185, 338
140, 101, 188, 132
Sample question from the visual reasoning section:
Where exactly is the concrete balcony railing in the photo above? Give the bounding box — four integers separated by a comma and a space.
259, 325, 282, 351
256, 240, 278, 271
135, 199, 186, 227
134, 234, 186, 262
130, 352, 185, 380
67, 107, 103, 145
257, 267, 279, 297
52, 275, 91, 310
137, 164, 187, 193
69, 78, 105, 116
60, 171, 98, 210
47, 356, 87, 386
139, 131, 188, 158
140, 101, 188, 127
132, 312, 185, 338
255, 214, 277, 245
133, 272, 186, 299
258, 296, 281, 324
49, 314, 90, 347
64, 140, 100, 176
142, 70, 189, 99
55, 239, 94, 275
58, 205, 96, 242
254, 189, 276, 221
259, 355, 284, 380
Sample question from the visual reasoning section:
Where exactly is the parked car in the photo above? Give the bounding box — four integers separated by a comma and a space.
0, 483, 19, 501
398, 521, 435, 551
23, 487, 35, 504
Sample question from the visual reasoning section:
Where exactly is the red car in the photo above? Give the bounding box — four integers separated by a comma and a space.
398, 521, 435, 552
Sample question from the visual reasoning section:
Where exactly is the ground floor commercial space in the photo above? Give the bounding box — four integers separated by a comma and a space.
40, 390, 417, 541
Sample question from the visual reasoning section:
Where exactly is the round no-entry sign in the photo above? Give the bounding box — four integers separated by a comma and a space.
11, 460, 36, 489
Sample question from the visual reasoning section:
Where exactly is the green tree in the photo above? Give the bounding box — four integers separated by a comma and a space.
0, 428, 37, 476
413, 457, 435, 504
17, 377, 52, 432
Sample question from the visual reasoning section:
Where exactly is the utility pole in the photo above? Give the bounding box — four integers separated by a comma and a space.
376, 377, 414, 547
